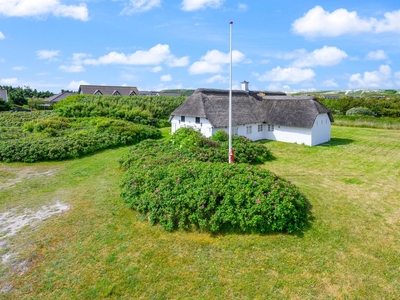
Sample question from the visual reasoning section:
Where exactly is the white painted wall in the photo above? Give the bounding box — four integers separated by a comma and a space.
311, 113, 331, 146
171, 116, 213, 138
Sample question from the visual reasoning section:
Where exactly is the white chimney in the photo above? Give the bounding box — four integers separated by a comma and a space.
241, 81, 249, 92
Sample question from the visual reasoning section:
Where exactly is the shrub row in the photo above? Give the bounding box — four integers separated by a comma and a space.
319, 96, 400, 117
0, 114, 161, 162
120, 161, 310, 233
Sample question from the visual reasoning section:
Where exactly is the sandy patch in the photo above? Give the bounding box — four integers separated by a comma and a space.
0, 201, 70, 274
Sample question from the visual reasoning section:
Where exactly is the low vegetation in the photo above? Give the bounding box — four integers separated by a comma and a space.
120, 128, 309, 234
0, 112, 161, 162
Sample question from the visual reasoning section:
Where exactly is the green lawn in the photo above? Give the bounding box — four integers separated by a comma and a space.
0, 126, 399, 299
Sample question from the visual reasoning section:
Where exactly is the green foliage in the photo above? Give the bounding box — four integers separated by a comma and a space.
119, 128, 272, 170
0, 112, 161, 163
0, 99, 11, 111
0, 85, 53, 106
211, 130, 229, 142
54, 94, 186, 127
120, 161, 309, 233
118, 127, 307, 234
346, 107, 375, 116
320, 96, 400, 118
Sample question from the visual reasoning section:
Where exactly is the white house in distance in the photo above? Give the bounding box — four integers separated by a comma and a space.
0, 89, 8, 102
169, 82, 334, 146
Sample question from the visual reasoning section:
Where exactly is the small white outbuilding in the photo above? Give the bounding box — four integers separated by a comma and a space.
169, 87, 334, 146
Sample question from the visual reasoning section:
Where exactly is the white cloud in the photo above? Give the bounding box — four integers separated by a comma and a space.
322, 79, 339, 87
0, 0, 89, 21
59, 65, 85, 73
80, 44, 187, 67
189, 49, 245, 74
121, 0, 161, 14
67, 80, 89, 90
238, 3, 248, 12
348, 65, 392, 88
292, 46, 348, 67
37, 50, 60, 61
292, 6, 400, 37
203, 74, 228, 83
151, 66, 163, 72
160, 74, 172, 82
182, 0, 224, 11
12, 66, 26, 71
257, 67, 316, 84
0, 77, 18, 85
0, 31, 4, 39
366, 50, 388, 60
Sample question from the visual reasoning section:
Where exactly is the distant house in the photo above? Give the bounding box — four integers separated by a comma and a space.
323, 95, 340, 99
139, 91, 158, 96
157, 92, 183, 97
170, 82, 333, 146
44, 90, 76, 104
78, 85, 139, 96
0, 89, 8, 102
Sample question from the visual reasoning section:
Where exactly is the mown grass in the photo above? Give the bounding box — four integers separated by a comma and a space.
0, 126, 399, 299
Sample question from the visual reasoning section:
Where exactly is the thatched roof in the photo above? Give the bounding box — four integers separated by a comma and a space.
78, 85, 139, 96
170, 88, 333, 128
45, 91, 76, 103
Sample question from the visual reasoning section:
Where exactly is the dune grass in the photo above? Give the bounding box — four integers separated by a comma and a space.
0, 126, 399, 299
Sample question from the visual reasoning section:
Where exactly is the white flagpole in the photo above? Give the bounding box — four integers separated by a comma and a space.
228, 21, 233, 163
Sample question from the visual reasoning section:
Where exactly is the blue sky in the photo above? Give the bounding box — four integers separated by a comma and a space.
1, 0, 400, 93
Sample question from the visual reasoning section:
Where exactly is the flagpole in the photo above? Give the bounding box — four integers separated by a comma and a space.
228, 21, 233, 163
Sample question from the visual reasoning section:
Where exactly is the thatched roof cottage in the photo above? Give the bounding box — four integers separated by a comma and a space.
170, 83, 334, 146
78, 85, 139, 96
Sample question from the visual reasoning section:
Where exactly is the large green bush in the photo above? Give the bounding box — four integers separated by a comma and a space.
346, 107, 375, 116
0, 113, 161, 162
120, 162, 310, 233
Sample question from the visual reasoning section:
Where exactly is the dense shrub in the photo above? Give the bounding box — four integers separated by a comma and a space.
346, 107, 375, 116
0, 112, 161, 162
120, 161, 310, 233
54, 94, 186, 127
119, 128, 272, 170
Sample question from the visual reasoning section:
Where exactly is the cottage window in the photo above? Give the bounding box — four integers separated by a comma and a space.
272, 125, 274, 131
268, 124, 271, 131
195, 117, 200, 124
258, 124, 263, 132
246, 126, 252, 134
181, 116, 185, 122
234, 128, 238, 136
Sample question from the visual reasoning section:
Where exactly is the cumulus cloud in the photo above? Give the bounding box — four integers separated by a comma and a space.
0, 77, 18, 85
37, 50, 60, 61
203, 74, 228, 83
67, 80, 89, 90
182, 0, 224, 11
151, 66, 163, 72
121, 0, 161, 15
366, 50, 388, 60
79, 44, 187, 67
0, 31, 4, 39
0, 0, 89, 21
257, 67, 316, 84
160, 74, 172, 82
348, 65, 393, 88
59, 65, 85, 73
238, 3, 248, 12
291, 46, 348, 67
12, 66, 26, 71
189, 49, 245, 74
292, 6, 400, 37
